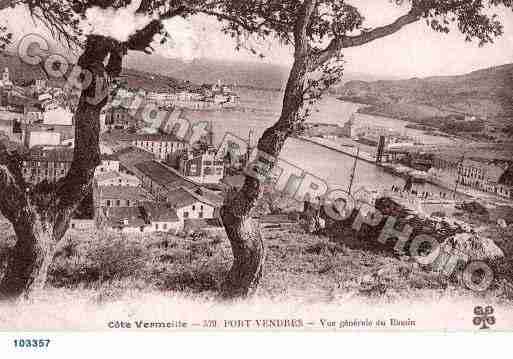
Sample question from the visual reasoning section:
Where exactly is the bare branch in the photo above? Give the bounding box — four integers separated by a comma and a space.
314, 6, 422, 68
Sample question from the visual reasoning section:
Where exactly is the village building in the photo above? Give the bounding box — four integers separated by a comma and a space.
0, 110, 25, 142
42, 106, 74, 126
102, 206, 149, 233
97, 185, 153, 208
129, 160, 223, 222
165, 186, 219, 226
140, 202, 181, 232
102, 203, 181, 233
0, 67, 13, 89
69, 218, 96, 231
21, 145, 74, 184
23, 104, 43, 124
133, 160, 198, 201
30, 78, 47, 95
95, 154, 120, 175
23, 123, 75, 148
176, 147, 225, 185
24, 130, 62, 148
21, 146, 139, 188
429, 155, 512, 199
129, 133, 190, 161
105, 106, 140, 130
115, 146, 156, 175
95, 171, 141, 187
21, 145, 96, 222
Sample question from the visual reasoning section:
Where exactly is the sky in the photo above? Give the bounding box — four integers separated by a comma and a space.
191, 0, 513, 78
2, 0, 513, 78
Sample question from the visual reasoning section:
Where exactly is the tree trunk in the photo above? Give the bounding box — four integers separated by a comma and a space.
220, 87, 307, 297
0, 213, 58, 300
221, 185, 265, 297
0, 35, 121, 300
220, 6, 314, 297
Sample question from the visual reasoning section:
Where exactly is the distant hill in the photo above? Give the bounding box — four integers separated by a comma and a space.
118, 68, 189, 92
0, 51, 186, 92
125, 52, 290, 90
125, 52, 388, 91
0, 49, 394, 93
336, 63, 513, 126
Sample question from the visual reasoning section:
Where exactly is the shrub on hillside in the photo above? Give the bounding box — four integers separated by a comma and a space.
50, 234, 151, 287
48, 231, 230, 293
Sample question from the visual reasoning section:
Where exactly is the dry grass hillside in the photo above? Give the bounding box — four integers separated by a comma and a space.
1, 203, 513, 330
336, 63, 513, 126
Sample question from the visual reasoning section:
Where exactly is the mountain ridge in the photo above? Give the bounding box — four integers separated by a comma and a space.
335, 62, 513, 126
125, 51, 392, 90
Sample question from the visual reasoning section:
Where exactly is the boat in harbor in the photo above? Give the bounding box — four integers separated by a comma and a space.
408, 170, 428, 183
381, 164, 427, 183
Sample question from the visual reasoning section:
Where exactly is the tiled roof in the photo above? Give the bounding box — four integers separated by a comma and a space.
115, 146, 154, 159
95, 171, 120, 182
25, 124, 75, 140
115, 132, 186, 143
134, 161, 197, 191
193, 187, 224, 207
99, 185, 152, 201
24, 146, 74, 162
95, 171, 136, 183
140, 202, 179, 222
104, 203, 179, 228
222, 174, 246, 189
115, 146, 155, 172
165, 187, 199, 208
104, 207, 146, 228
133, 161, 223, 207
166, 186, 222, 209
101, 153, 119, 161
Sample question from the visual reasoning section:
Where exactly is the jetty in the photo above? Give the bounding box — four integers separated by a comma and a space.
297, 136, 378, 165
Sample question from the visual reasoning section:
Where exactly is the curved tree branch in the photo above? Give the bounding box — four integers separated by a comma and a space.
314, 5, 422, 68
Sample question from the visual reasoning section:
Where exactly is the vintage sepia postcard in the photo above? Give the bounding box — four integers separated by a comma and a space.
0, 0, 513, 341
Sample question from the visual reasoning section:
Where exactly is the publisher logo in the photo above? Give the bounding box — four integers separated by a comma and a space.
473, 306, 495, 329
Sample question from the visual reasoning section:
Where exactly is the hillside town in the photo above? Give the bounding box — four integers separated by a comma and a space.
2, 60, 512, 241
0, 66, 244, 235
3, 0, 513, 343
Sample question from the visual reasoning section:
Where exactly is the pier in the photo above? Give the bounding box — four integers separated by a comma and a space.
296, 136, 512, 206
297, 136, 378, 165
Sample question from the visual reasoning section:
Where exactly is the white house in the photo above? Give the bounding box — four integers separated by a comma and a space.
166, 186, 219, 227
131, 133, 189, 161
103, 204, 181, 233
0, 67, 13, 88
95, 155, 120, 175
177, 147, 225, 185
97, 185, 153, 208
25, 130, 61, 148
96, 171, 140, 187
43, 106, 73, 126
140, 202, 181, 233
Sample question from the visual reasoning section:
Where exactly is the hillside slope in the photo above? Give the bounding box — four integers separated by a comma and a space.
336, 63, 513, 126
0, 52, 186, 92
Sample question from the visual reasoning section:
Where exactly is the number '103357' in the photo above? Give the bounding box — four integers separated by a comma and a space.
13, 339, 50, 348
